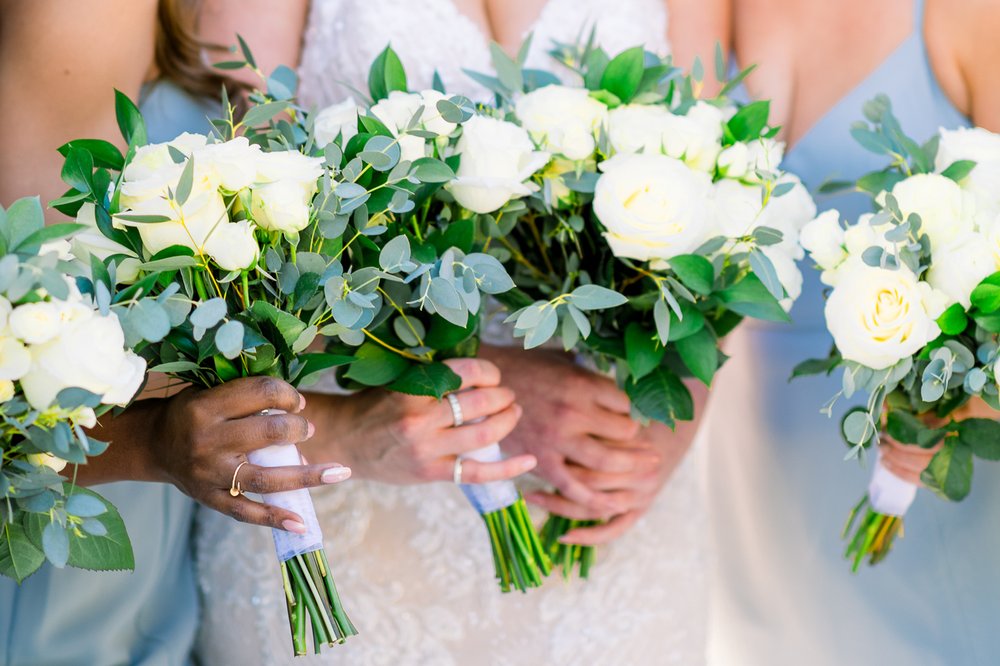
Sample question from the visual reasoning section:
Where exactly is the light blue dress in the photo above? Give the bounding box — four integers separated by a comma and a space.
0, 81, 215, 666
706, 2, 1000, 664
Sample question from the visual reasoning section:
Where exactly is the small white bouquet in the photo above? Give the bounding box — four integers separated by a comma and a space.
798, 94, 1000, 569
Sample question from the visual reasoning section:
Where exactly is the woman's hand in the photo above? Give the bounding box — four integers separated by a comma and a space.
527, 406, 702, 546
304, 358, 534, 485
481, 345, 662, 514
87, 376, 352, 533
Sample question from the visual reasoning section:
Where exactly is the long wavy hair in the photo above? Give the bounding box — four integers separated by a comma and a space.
155, 0, 243, 98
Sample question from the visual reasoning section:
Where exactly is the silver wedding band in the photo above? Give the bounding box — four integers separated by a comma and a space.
452, 456, 464, 484
446, 393, 464, 428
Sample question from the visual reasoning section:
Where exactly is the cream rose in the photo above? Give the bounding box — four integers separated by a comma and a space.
204, 220, 260, 272
20, 310, 147, 410
314, 98, 360, 147
825, 264, 940, 370
801, 210, 847, 271
515, 85, 608, 160
926, 232, 996, 309
0, 379, 14, 403
71, 203, 141, 284
607, 102, 724, 171
370, 90, 457, 163
763, 246, 803, 312
593, 153, 714, 261
448, 115, 551, 214
0, 336, 31, 380
116, 187, 229, 258
251, 150, 323, 234
935, 126, 1000, 172
607, 104, 673, 155
26, 453, 68, 473
888, 173, 971, 250
9, 302, 62, 345
196, 137, 262, 192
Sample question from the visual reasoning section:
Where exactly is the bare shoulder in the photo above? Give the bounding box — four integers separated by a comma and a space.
926, 0, 1000, 128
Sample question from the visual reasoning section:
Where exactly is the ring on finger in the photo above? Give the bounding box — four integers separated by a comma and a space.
446, 393, 464, 428
452, 456, 464, 484
229, 460, 249, 497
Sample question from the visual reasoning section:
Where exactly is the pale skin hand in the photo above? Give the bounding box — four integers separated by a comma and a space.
299, 358, 535, 485
481, 345, 709, 545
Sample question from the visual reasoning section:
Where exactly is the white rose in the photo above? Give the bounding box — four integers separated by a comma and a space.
9, 302, 62, 345
800, 210, 847, 270
0, 379, 13, 403
593, 153, 715, 261
314, 98, 360, 147
26, 453, 68, 473
251, 150, 323, 235
925, 232, 996, 309
20, 310, 147, 410
251, 181, 313, 235
825, 264, 940, 370
70, 203, 141, 284
887, 173, 971, 250
717, 142, 750, 178
935, 126, 1000, 172
195, 137, 262, 192
39, 239, 73, 261
448, 115, 551, 214
73, 407, 98, 429
843, 213, 895, 257
0, 337, 30, 380
370, 90, 457, 162
122, 132, 208, 183
711, 178, 807, 259
515, 85, 608, 160
607, 104, 674, 155
204, 220, 259, 271
117, 188, 230, 257
659, 102, 725, 172
758, 175, 816, 249
762, 246, 803, 311
745, 138, 786, 178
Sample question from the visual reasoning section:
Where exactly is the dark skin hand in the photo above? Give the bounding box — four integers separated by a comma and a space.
84, 376, 351, 534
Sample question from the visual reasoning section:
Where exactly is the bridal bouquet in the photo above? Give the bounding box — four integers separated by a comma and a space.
797, 95, 1000, 569
0, 196, 150, 582
53, 64, 367, 652
471, 40, 817, 577
314, 47, 553, 593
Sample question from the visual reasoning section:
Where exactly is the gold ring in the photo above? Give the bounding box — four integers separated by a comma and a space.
230, 461, 249, 497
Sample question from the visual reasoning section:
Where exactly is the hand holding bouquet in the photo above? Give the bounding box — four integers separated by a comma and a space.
798, 95, 1000, 569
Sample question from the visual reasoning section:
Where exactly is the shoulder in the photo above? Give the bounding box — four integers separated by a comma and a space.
926, 0, 1000, 128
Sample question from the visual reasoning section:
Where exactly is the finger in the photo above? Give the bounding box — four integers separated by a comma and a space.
235, 463, 352, 495
205, 376, 305, 419
219, 413, 314, 451
592, 381, 632, 415
433, 387, 516, 429
524, 491, 611, 521
579, 411, 641, 441
564, 436, 660, 474
880, 458, 922, 485
211, 490, 307, 532
560, 510, 643, 546
565, 465, 658, 494
540, 456, 622, 513
445, 454, 537, 484
435, 405, 523, 455
444, 357, 501, 389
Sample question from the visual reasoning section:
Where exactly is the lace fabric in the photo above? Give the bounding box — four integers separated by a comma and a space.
196, 2, 706, 664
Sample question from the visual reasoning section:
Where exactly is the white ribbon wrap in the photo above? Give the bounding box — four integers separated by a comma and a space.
247, 441, 325, 562
459, 442, 519, 515
868, 454, 918, 517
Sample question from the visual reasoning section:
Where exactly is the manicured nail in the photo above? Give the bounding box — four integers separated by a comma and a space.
306, 421, 315, 439
321, 466, 352, 483
298, 393, 306, 411
518, 456, 537, 471
282, 519, 306, 534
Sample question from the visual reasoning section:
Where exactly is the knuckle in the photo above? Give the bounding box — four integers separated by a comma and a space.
258, 377, 290, 408
245, 467, 270, 493
228, 502, 249, 523
392, 414, 423, 441
414, 461, 436, 482
263, 415, 290, 442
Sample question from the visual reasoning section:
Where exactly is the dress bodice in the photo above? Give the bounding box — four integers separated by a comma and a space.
298, 0, 670, 106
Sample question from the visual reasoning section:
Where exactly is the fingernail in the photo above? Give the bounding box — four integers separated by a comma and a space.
306, 421, 316, 439
519, 456, 537, 471
321, 466, 352, 483
282, 519, 306, 534
298, 393, 306, 411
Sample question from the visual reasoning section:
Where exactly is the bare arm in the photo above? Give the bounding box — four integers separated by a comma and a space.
0, 0, 158, 222
666, 0, 730, 94
198, 0, 308, 89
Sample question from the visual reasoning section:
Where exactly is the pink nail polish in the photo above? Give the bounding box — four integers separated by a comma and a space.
321, 467, 352, 483
306, 421, 316, 438
282, 519, 306, 534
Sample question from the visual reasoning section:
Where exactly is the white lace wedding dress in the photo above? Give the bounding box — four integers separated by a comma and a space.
195, 2, 707, 664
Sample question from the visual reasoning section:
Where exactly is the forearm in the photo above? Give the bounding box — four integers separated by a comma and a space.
76, 398, 167, 487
